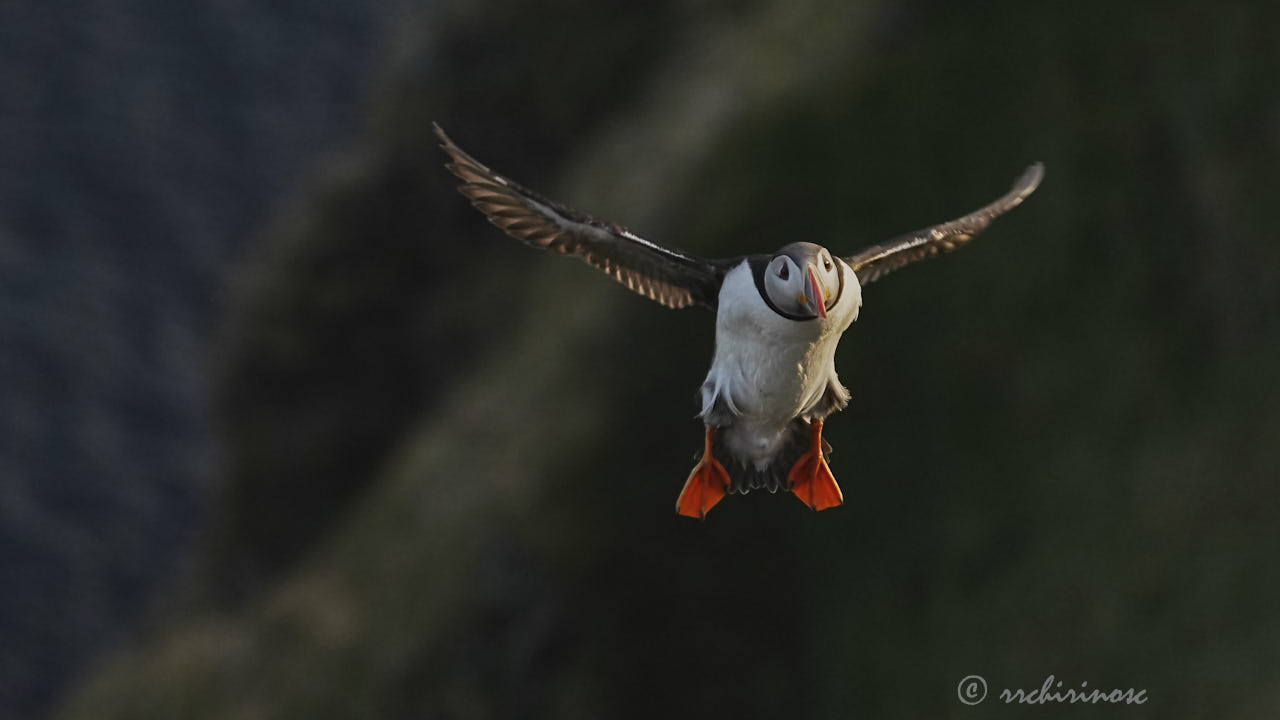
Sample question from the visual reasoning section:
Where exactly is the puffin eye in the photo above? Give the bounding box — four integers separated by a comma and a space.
777, 263, 789, 280
823, 257, 832, 271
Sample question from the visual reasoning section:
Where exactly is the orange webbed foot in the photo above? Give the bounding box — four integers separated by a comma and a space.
676, 428, 730, 518
788, 419, 844, 511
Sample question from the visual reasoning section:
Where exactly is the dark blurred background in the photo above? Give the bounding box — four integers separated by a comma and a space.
2, 1, 1277, 718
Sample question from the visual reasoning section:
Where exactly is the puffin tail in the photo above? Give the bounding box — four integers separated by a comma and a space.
682, 420, 842, 514
717, 420, 835, 498
717, 420, 842, 510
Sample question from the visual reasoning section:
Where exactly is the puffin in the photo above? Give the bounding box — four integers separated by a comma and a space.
434, 124, 1043, 518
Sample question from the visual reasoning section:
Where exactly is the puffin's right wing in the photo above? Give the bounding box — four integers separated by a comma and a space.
435, 124, 726, 310
845, 163, 1044, 286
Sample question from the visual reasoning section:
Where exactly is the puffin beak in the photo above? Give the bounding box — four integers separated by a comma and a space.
807, 266, 827, 319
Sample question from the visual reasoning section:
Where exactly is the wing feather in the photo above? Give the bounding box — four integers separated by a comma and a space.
846, 163, 1044, 285
435, 123, 725, 309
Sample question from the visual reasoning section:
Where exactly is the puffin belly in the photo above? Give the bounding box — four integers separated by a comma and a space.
701, 326, 825, 469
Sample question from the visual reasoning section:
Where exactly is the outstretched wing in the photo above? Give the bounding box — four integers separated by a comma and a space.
845, 163, 1044, 286
435, 123, 726, 310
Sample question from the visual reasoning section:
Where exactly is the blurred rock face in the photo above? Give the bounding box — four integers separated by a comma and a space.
55, 1, 1280, 719
0, 2, 409, 717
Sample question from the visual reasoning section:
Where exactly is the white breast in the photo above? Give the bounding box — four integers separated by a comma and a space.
699, 260, 861, 468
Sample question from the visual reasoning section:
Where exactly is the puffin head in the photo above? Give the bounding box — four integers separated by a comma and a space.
763, 242, 840, 319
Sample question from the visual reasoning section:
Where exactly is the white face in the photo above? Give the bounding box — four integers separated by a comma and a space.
763, 245, 839, 318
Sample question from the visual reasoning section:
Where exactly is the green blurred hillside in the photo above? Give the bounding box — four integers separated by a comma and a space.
60, 1, 1280, 718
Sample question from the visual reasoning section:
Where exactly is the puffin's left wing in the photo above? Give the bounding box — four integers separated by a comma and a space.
845, 163, 1044, 286
435, 124, 725, 310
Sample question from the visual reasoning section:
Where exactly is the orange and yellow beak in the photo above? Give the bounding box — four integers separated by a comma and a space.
807, 266, 827, 319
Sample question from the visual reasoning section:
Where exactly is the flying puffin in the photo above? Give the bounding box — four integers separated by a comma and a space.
434, 123, 1042, 518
